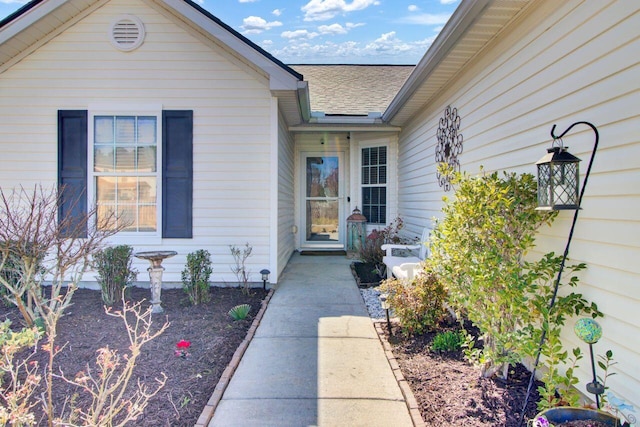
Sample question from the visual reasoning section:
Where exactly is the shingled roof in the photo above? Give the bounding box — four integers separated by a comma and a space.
291, 65, 414, 116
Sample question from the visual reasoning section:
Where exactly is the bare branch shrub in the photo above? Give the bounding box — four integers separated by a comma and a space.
0, 321, 42, 426
0, 184, 124, 425
56, 298, 169, 427
230, 243, 252, 295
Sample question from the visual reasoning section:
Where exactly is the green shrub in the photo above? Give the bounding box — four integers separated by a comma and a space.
93, 245, 138, 306
0, 241, 45, 307
379, 270, 447, 335
431, 330, 464, 352
228, 304, 251, 321
430, 167, 601, 385
181, 249, 212, 305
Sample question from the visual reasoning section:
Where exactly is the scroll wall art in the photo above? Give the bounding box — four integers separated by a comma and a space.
435, 105, 463, 191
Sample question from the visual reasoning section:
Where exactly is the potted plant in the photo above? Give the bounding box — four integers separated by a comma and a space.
530, 319, 635, 427
532, 407, 627, 427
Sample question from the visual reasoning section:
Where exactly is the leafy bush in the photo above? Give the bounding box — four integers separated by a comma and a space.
93, 245, 138, 306
0, 241, 45, 307
229, 304, 251, 321
181, 249, 212, 305
379, 270, 447, 335
430, 167, 601, 385
431, 330, 464, 352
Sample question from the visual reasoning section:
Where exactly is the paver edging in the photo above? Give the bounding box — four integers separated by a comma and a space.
194, 287, 275, 427
374, 321, 426, 427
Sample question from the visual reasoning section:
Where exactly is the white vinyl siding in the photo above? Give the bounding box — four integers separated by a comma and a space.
277, 110, 296, 276
396, 0, 640, 407
0, 0, 274, 283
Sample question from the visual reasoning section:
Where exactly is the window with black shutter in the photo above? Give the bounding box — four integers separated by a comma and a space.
58, 109, 192, 239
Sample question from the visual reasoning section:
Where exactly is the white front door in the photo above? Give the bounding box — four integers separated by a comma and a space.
301, 152, 345, 249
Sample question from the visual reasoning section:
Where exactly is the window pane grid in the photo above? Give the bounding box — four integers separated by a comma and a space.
94, 115, 157, 232
361, 146, 387, 224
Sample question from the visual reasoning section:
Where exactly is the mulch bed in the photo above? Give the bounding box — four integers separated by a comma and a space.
350, 261, 384, 287
381, 321, 543, 426
0, 286, 267, 426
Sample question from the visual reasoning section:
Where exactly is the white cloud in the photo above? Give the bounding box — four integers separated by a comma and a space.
0, 0, 30, 3
261, 39, 274, 46
270, 32, 436, 64
302, 0, 381, 22
239, 0, 258, 3
440, 0, 458, 4
346, 22, 365, 29
399, 13, 451, 25
318, 23, 348, 35
281, 29, 319, 40
241, 16, 283, 34
408, 5, 419, 12
272, 9, 283, 16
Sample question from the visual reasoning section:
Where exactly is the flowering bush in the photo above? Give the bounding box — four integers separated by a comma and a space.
175, 340, 191, 358
358, 217, 410, 276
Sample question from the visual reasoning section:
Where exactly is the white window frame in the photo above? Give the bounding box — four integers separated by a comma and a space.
359, 143, 388, 225
88, 104, 163, 245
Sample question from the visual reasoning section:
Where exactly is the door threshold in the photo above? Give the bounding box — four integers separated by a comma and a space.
299, 250, 347, 256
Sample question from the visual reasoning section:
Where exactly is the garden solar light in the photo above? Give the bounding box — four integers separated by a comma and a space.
574, 317, 605, 409
379, 292, 392, 335
260, 269, 270, 290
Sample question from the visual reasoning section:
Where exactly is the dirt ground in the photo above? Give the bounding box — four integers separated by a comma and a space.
382, 322, 543, 426
0, 286, 267, 426
350, 261, 544, 426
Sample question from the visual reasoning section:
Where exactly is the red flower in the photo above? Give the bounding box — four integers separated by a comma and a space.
176, 340, 191, 350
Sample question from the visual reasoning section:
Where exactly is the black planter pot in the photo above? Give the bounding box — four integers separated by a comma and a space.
536, 407, 629, 426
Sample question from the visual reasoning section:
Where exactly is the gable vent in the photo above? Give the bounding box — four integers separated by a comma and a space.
109, 15, 145, 52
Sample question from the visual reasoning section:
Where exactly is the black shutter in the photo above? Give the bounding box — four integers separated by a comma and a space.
162, 110, 193, 238
58, 110, 88, 237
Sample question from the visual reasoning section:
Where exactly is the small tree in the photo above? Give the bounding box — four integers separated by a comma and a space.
93, 245, 138, 306
430, 168, 600, 381
181, 249, 212, 305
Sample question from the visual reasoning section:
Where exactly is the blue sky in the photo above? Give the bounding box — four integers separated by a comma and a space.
0, 0, 460, 64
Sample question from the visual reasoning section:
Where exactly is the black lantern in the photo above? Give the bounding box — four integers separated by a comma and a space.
536, 143, 581, 210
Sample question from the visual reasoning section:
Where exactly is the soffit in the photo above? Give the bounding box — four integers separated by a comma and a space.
0, 0, 103, 71
385, 0, 533, 126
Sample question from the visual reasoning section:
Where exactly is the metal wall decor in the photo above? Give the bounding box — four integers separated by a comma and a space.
435, 105, 463, 191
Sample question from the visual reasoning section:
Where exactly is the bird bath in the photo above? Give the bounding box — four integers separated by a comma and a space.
134, 251, 177, 314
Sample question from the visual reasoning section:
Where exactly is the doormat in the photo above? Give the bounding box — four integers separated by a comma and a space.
300, 250, 347, 256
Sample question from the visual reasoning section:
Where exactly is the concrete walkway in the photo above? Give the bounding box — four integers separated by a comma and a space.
208, 253, 413, 427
